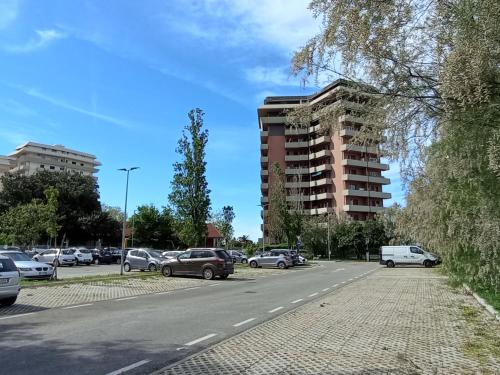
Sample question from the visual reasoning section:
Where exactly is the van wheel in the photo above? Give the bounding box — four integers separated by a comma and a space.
250, 261, 258, 268
203, 267, 215, 280
148, 263, 157, 272
124, 263, 131, 272
424, 260, 433, 268
0, 297, 17, 307
162, 266, 172, 277
277, 261, 286, 269
386, 260, 395, 268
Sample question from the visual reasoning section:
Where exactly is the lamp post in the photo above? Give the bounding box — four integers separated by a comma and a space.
118, 167, 139, 275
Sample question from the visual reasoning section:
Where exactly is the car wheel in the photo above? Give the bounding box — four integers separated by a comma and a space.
148, 263, 157, 272
424, 260, 433, 268
387, 260, 395, 268
277, 261, 286, 269
242, 259, 248, 264
124, 263, 131, 272
0, 296, 17, 307
219, 274, 229, 280
250, 260, 258, 268
162, 265, 172, 277
53, 259, 59, 267
69, 263, 74, 267
203, 267, 215, 280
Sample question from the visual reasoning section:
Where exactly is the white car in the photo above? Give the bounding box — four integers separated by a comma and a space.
297, 255, 307, 265
0, 251, 53, 279
0, 255, 21, 307
33, 249, 76, 267
67, 248, 93, 265
380, 245, 439, 268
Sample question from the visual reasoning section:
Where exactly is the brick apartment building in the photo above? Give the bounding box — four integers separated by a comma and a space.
259, 80, 391, 239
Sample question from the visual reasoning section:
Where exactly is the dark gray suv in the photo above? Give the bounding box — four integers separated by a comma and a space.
161, 248, 234, 280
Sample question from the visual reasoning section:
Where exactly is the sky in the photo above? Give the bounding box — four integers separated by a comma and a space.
0, 0, 404, 240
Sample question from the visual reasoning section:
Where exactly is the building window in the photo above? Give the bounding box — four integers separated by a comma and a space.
60, 167, 65, 171
40, 165, 45, 168
72, 161, 76, 165
49, 166, 55, 170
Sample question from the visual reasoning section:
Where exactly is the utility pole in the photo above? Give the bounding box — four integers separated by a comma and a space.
118, 167, 139, 275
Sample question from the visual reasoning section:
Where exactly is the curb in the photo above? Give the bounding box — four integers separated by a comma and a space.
463, 284, 500, 322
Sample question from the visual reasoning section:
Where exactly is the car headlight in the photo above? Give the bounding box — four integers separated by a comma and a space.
19, 267, 32, 271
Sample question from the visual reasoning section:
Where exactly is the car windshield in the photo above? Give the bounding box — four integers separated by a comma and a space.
1, 252, 32, 262
79, 249, 91, 254
0, 258, 17, 272
149, 250, 163, 258
63, 250, 75, 255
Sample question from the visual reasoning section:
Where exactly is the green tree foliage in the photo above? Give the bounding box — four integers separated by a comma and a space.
168, 108, 211, 247
102, 204, 125, 223
212, 206, 235, 249
0, 171, 100, 243
129, 205, 176, 249
293, 0, 500, 293
78, 211, 122, 247
267, 163, 286, 243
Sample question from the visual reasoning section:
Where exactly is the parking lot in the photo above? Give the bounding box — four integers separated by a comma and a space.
56, 263, 121, 278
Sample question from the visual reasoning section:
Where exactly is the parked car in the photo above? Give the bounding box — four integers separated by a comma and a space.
67, 248, 93, 265
124, 249, 166, 272
0, 250, 53, 279
296, 255, 307, 265
269, 249, 296, 267
108, 248, 125, 264
33, 249, 76, 267
248, 251, 292, 269
162, 250, 184, 259
0, 255, 21, 306
380, 245, 439, 268
97, 250, 114, 265
90, 249, 100, 264
227, 250, 248, 264
161, 248, 234, 280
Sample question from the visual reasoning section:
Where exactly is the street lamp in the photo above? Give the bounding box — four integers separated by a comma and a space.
118, 167, 139, 275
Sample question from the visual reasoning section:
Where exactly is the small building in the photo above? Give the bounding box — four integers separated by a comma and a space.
206, 223, 223, 248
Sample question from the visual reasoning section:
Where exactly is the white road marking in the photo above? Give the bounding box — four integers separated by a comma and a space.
341, 281, 346, 284
105, 359, 151, 375
185, 333, 217, 346
308, 292, 319, 297
322, 288, 330, 292
116, 297, 137, 301
209, 283, 221, 287
332, 284, 339, 287
156, 291, 171, 295
268, 306, 284, 313
0, 312, 36, 320
175, 347, 187, 351
291, 299, 303, 304
62, 303, 93, 310
348, 278, 353, 281
185, 287, 201, 290
332, 268, 345, 272
233, 318, 256, 327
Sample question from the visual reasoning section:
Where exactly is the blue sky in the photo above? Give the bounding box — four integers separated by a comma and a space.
0, 0, 404, 240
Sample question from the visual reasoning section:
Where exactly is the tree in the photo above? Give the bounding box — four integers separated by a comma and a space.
129, 205, 176, 249
102, 205, 125, 223
168, 109, 211, 247
212, 206, 235, 249
78, 211, 122, 247
267, 163, 287, 244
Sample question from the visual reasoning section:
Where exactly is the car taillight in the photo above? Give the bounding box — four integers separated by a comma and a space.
215, 258, 225, 264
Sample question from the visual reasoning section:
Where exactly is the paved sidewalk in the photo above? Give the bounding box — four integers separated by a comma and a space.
157, 268, 499, 375
0, 266, 281, 316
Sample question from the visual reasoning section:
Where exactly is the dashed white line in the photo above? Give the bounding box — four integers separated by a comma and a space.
341, 281, 346, 284
308, 292, 319, 297
348, 278, 353, 281
185, 287, 201, 291
116, 296, 137, 301
332, 284, 339, 287
0, 312, 36, 321
105, 359, 151, 375
209, 283, 221, 287
156, 291, 171, 295
322, 288, 330, 292
291, 299, 303, 304
62, 303, 93, 310
185, 333, 217, 346
233, 318, 256, 327
268, 306, 284, 313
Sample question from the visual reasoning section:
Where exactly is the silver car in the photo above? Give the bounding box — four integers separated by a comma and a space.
227, 250, 248, 264
0, 251, 53, 279
0, 255, 20, 306
124, 249, 165, 272
33, 249, 76, 267
248, 252, 292, 269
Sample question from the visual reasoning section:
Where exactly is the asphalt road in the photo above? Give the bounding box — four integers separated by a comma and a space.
0, 261, 380, 375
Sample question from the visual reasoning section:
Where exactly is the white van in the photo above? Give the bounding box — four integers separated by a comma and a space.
0, 255, 21, 307
380, 246, 439, 268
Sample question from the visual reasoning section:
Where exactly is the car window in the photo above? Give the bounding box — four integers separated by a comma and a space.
410, 247, 424, 254
178, 252, 190, 259
129, 250, 138, 256
2, 252, 32, 262
149, 250, 163, 258
138, 251, 148, 258
0, 258, 17, 272
80, 249, 91, 254
190, 251, 204, 259
202, 251, 214, 258
43, 250, 55, 255
62, 250, 74, 255
214, 250, 230, 259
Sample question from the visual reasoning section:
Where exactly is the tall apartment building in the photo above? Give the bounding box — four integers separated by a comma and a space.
0, 142, 101, 177
259, 80, 391, 237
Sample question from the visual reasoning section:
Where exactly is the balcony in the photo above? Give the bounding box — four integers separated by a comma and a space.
309, 164, 332, 174
308, 124, 323, 134
285, 154, 308, 162
341, 144, 378, 154
309, 135, 330, 146
340, 127, 358, 137
285, 141, 309, 148
261, 182, 269, 190
261, 196, 269, 203
285, 180, 310, 188
309, 149, 331, 161
286, 195, 311, 202
285, 127, 308, 135
285, 167, 309, 175
260, 144, 268, 150
308, 207, 335, 215
261, 170, 269, 176
341, 158, 389, 170
260, 130, 269, 137
260, 116, 286, 124
260, 156, 268, 163
343, 190, 392, 199
343, 205, 386, 213
342, 174, 390, 185
310, 178, 334, 187
338, 114, 365, 124
309, 192, 333, 201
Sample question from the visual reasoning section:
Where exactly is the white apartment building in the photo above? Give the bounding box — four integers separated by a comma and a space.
0, 142, 101, 177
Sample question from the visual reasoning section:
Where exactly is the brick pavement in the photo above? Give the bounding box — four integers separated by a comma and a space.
157, 268, 499, 375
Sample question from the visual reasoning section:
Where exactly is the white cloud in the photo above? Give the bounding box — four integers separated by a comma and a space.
244, 66, 299, 87
14, 86, 136, 129
4, 28, 66, 53
0, 0, 19, 30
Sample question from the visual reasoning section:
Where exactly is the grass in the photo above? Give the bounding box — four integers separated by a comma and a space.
21, 271, 161, 288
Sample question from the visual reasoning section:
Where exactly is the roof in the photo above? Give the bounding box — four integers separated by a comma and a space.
207, 223, 223, 238
9, 141, 97, 159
